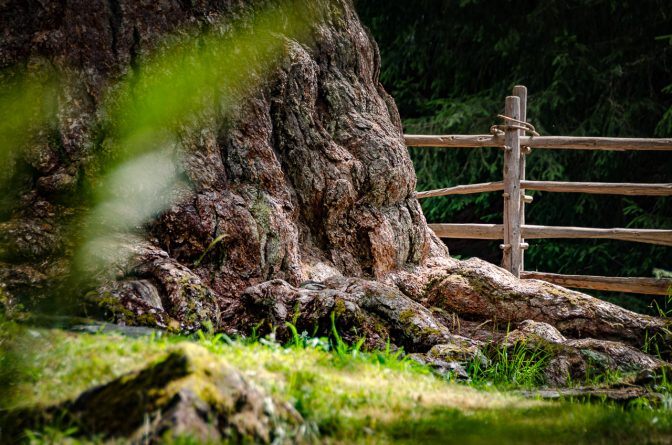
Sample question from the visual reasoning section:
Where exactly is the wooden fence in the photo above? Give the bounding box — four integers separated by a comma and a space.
406, 85, 672, 296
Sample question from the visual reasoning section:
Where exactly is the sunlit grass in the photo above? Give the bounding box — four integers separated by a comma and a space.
4, 326, 671, 444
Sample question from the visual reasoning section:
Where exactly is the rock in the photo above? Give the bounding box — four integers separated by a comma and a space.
408, 353, 470, 381
507, 320, 567, 346
426, 343, 488, 367
0, 343, 307, 444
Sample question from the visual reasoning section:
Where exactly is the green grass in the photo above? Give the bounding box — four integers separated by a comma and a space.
466, 340, 550, 389
2, 323, 671, 444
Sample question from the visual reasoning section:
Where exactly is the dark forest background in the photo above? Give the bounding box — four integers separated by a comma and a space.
355, 0, 672, 313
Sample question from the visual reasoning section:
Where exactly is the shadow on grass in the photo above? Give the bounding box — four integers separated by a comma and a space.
361, 404, 672, 445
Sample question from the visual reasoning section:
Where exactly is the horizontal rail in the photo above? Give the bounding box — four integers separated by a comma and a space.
520, 181, 672, 196
417, 181, 504, 199
522, 225, 672, 247
521, 271, 672, 296
429, 223, 672, 246
405, 134, 672, 151
429, 223, 503, 239
418, 181, 672, 199
522, 136, 672, 151
405, 134, 503, 147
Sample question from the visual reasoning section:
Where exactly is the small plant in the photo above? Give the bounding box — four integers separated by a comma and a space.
582, 364, 623, 387
24, 427, 78, 445
248, 320, 265, 343
284, 322, 330, 351
194, 234, 229, 267
653, 295, 672, 319
329, 312, 366, 360
281, 314, 421, 373
467, 340, 549, 389
651, 268, 672, 318
196, 329, 234, 350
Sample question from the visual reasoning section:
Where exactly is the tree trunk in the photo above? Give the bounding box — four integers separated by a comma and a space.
1, 0, 669, 383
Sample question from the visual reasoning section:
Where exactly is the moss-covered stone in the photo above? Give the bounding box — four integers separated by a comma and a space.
2, 343, 307, 444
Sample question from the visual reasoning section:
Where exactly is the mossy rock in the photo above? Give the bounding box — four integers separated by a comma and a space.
1, 343, 307, 444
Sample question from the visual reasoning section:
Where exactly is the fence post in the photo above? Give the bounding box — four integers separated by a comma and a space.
502, 95, 522, 276
513, 85, 528, 273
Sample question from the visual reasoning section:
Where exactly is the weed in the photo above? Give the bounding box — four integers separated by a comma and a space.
194, 234, 229, 267
583, 365, 624, 387
284, 321, 330, 351
248, 320, 265, 343
467, 340, 549, 389
653, 294, 672, 319
24, 426, 80, 445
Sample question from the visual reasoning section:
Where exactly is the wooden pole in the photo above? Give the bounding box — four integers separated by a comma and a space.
502, 96, 522, 276
521, 271, 672, 296
513, 85, 528, 273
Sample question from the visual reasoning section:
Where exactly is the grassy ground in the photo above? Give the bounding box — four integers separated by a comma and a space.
2, 324, 671, 445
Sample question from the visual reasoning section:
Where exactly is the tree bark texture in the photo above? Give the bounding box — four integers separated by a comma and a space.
0, 0, 669, 384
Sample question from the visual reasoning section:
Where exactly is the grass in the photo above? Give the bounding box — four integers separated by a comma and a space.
2, 321, 672, 444
466, 340, 550, 389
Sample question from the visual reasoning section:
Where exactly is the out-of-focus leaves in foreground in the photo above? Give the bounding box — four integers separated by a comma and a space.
1, 0, 314, 282
0, 0, 316, 408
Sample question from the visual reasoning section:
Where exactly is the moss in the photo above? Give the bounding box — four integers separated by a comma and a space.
265, 234, 282, 270
399, 309, 421, 339
65, 350, 191, 435
467, 276, 509, 301
135, 312, 160, 326
373, 320, 388, 336
398, 309, 416, 325
333, 298, 347, 317
0, 286, 27, 320
97, 292, 137, 324
250, 194, 272, 233
291, 301, 301, 325
419, 327, 443, 337
175, 275, 216, 330
422, 275, 445, 298
9, 330, 672, 444
394, 309, 444, 346
93, 291, 163, 328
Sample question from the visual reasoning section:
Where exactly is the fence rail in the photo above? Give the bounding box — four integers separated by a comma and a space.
429, 223, 672, 247
519, 181, 672, 196
417, 180, 672, 199
408, 85, 672, 296
405, 134, 672, 151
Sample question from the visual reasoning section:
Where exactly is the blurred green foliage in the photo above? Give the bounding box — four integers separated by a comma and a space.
0, 1, 314, 299
356, 0, 672, 312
